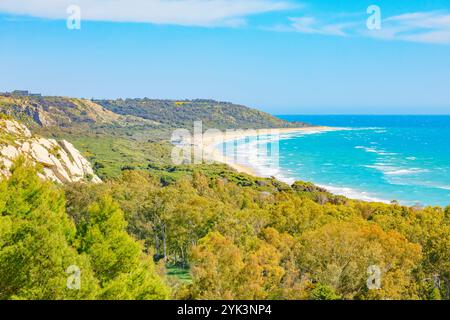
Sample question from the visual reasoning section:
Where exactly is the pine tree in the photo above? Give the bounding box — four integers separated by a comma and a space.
0, 158, 99, 299
77, 196, 169, 299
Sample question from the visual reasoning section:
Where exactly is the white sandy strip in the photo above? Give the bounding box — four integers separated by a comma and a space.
201, 126, 341, 176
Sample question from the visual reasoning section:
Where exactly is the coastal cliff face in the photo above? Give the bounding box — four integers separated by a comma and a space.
0, 118, 101, 184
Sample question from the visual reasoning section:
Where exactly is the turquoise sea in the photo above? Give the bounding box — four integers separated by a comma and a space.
222, 115, 450, 207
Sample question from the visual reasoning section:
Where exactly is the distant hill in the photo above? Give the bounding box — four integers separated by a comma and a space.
0, 94, 156, 129
0, 93, 307, 132
95, 98, 307, 130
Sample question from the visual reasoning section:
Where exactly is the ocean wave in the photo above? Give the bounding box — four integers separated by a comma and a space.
384, 168, 429, 175
407, 181, 450, 191
316, 184, 390, 203
380, 178, 450, 192
230, 140, 286, 180
364, 164, 429, 176
251, 164, 388, 201
228, 137, 392, 203
216, 125, 450, 206
247, 161, 296, 184
218, 128, 333, 181
355, 146, 377, 153
354, 146, 397, 156
348, 127, 386, 131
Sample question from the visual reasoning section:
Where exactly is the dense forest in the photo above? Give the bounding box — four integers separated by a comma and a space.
1, 93, 450, 300
0, 94, 305, 133
95, 98, 306, 130
1, 158, 449, 300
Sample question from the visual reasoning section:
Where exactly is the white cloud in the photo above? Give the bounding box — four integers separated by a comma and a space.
380, 11, 450, 45
288, 16, 350, 36
2, 2, 450, 45
280, 10, 450, 45
0, 0, 293, 27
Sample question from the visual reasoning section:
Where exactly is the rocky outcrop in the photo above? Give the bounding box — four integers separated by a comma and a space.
0, 119, 101, 184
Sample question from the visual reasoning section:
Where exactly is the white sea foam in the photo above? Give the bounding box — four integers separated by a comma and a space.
350, 127, 386, 131
384, 168, 429, 175
218, 130, 313, 185
215, 127, 431, 205
383, 178, 450, 192
228, 139, 391, 203
420, 183, 450, 191
355, 146, 378, 153
364, 164, 429, 176
316, 184, 390, 203
354, 146, 397, 156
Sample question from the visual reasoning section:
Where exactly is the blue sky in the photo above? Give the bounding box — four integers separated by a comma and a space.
1, 0, 450, 114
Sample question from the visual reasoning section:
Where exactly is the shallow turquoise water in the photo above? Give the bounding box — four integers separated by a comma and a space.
222, 116, 450, 207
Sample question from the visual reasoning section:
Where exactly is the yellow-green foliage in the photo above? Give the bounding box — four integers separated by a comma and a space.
0, 113, 12, 121
63, 168, 450, 300
0, 118, 17, 146
2, 157, 448, 300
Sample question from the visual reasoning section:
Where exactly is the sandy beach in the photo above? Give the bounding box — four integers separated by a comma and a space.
200, 126, 341, 177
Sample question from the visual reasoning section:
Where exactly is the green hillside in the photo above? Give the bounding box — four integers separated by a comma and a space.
96, 98, 307, 130
0, 94, 306, 132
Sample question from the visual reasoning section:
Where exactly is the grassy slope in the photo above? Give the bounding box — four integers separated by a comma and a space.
166, 266, 192, 283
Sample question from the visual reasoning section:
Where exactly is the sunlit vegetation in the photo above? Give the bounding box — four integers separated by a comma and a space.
59, 165, 450, 300
0, 159, 169, 300
96, 98, 306, 130
1, 95, 449, 300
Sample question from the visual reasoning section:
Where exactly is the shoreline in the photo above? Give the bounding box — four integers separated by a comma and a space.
201, 126, 395, 205
201, 126, 342, 177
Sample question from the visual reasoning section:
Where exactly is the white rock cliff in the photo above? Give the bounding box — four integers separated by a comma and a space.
0, 119, 101, 184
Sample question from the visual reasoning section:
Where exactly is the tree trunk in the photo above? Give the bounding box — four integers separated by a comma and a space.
154, 231, 160, 256
162, 224, 167, 262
